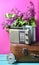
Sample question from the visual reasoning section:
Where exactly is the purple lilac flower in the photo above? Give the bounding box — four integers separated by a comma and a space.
5, 8, 19, 25
2, 21, 8, 29
29, 1, 35, 18
10, 8, 19, 16
11, 8, 23, 18
17, 11, 23, 18
22, 1, 35, 21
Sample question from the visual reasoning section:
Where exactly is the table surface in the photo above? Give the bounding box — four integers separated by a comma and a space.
0, 54, 39, 65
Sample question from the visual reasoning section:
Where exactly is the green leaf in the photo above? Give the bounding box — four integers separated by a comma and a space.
31, 22, 36, 26
5, 13, 16, 18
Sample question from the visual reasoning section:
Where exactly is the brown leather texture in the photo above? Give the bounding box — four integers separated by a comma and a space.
10, 42, 39, 62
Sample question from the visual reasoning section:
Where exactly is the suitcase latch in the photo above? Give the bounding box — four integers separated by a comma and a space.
22, 48, 28, 56
30, 53, 39, 58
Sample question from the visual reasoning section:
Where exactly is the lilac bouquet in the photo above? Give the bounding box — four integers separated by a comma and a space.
2, 1, 36, 29
22, 1, 36, 26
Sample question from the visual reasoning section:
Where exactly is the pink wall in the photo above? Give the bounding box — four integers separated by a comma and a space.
0, 0, 39, 54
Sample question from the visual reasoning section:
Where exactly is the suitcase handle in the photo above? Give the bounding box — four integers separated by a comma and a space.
30, 53, 39, 58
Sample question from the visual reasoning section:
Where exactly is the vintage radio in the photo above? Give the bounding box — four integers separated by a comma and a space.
9, 26, 36, 44
9, 28, 32, 44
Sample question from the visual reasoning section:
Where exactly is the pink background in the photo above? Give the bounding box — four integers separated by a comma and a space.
0, 0, 39, 54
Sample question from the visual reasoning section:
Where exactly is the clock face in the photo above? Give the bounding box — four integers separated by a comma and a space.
7, 53, 16, 64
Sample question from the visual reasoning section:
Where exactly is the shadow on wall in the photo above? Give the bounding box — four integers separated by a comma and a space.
36, 20, 39, 42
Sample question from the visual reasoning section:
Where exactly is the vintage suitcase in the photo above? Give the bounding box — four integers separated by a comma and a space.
7, 42, 39, 64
